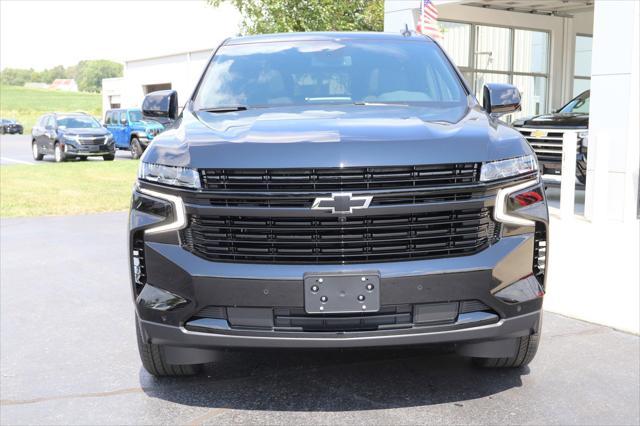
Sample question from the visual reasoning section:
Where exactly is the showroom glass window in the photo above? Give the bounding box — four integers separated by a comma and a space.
573, 35, 592, 96
439, 21, 550, 120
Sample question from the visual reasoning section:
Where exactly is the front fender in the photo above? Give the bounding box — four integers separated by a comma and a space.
131, 131, 150, 141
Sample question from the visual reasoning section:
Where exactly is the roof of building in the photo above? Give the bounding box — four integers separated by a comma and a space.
225, 31, 433, 46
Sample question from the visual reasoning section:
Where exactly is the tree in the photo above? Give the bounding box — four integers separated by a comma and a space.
75, 60, 123, 92
1, 60, 122, 92
209, 0, 384, 34
0, 68, 37, 86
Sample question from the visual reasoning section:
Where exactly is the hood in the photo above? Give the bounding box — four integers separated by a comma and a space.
132, 120, 164, 130
142, 104, 533, 169
59, 127, 111, 137
513, 112, 589, 128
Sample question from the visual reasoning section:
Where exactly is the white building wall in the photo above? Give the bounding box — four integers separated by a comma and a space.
121, 49, 214, 111
101, 77, 125, 118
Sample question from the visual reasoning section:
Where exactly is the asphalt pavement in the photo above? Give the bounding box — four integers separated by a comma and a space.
0, 134, 134, 165
1, 212, 638, 425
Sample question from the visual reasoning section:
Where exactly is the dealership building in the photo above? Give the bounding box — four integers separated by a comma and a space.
102, 0, 639, 333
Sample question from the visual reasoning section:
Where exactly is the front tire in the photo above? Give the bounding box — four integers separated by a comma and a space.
54, 143, 66, 163
130, 137, 143, 159
136, 320, 200, 377
32, 142, 44, 161
103, 154, 115, 161
473, 333, 540, 368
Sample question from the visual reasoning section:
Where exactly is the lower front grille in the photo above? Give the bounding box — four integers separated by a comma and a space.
274, 305, 412, 331
190, 300, 496, 332
182, 208, 500, 264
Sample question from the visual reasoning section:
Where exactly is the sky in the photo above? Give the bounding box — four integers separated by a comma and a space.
0, 0, 241, 70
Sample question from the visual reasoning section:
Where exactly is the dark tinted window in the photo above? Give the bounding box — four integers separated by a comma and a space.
57, 115, 101, 129
194, 39, 466, 109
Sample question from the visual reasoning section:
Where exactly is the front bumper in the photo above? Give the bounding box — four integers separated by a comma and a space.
3, 126, 23, 134
63, 141, 115, 156
130, 177, 548, 359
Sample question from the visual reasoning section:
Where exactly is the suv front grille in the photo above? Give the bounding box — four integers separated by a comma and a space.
516, 127, 583, 163
182, 208, 500, 264
78, 136, 105, 145
200, 163, 480, 192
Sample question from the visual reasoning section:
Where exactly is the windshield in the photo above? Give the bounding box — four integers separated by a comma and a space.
128, 110, 143, 122
57, 115, 101, 129
559, 91, 590, 114
193, 39, 467, 110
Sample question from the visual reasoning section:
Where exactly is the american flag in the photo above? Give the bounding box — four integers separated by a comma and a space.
416, 0, 442, 41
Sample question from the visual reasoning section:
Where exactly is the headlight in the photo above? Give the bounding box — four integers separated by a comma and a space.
138, 162, 201, 189
480, 155, 538, 182
105, 134, 114, 143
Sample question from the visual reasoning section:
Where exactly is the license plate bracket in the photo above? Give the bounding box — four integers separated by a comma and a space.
304, 272, 380, 314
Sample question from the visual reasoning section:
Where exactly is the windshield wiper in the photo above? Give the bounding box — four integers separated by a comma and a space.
198, 106, 248, 113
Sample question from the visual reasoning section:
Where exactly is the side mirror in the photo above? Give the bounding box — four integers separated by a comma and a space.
483, 83, 521, 117
142, 90, 178, 123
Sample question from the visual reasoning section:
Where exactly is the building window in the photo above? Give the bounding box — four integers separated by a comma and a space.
573, 35, 592, 96
440, 21, 550, 119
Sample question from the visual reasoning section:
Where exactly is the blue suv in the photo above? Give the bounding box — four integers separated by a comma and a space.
104, 108, 164, 159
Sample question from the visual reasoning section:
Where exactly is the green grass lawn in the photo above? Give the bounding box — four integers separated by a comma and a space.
0, 85, 102, 133
0, 160, 138, 217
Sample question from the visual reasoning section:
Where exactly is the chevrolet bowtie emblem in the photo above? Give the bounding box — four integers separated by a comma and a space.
312, 193, 373, 214
530, 129, 548, 138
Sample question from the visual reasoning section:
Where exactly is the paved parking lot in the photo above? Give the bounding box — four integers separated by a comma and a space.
1, 212, 638, 425
0, 134, 134, 165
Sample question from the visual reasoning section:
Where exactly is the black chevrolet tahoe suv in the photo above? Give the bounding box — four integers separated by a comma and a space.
513, 90, 589, 184
130, 32, 548, 376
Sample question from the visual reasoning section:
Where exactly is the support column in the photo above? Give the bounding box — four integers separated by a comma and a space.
585, 0, 639, 223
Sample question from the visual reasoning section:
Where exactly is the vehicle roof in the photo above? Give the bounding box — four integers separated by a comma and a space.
224, 31, 433, 46
52, 112, 90, 117
107, 108, 141, 112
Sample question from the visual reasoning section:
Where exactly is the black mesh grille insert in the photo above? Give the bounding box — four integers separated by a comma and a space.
182, 208, 500, 264
459, 300, 491, 313
274, 305, 412, 331
533, 224, 547, 286
131, 232, 147, 295
200, 163, 480, 192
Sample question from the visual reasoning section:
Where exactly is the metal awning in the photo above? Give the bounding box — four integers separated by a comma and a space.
456, 0, 594, 17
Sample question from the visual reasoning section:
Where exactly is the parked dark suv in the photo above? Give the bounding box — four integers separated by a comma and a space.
32, 113, 115, 162
0, 118, 23, 134
513, 90, 589, 184
130, 32, 548, 376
